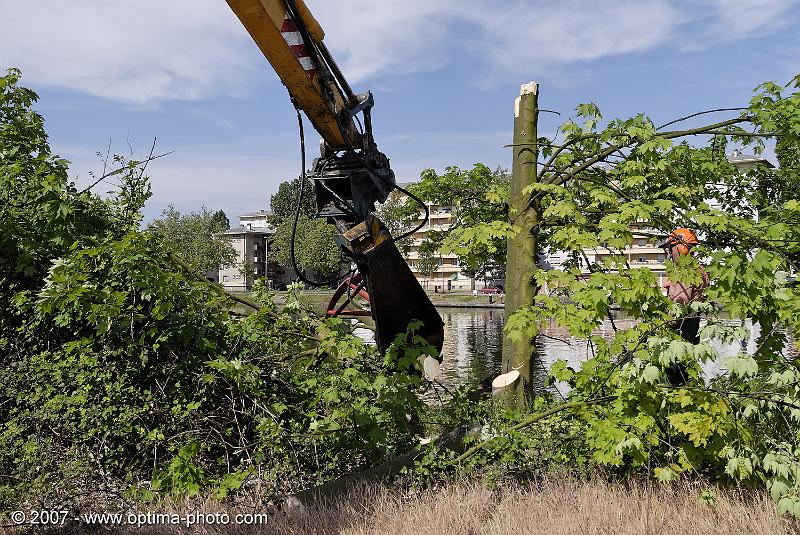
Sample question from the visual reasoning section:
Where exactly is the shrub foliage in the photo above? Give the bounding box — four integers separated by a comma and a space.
0, 69, 427, 508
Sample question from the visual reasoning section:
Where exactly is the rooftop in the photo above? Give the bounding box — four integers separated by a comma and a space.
224, 225, 274, 235
239, 210, 271, 218
727, 150, 776, 169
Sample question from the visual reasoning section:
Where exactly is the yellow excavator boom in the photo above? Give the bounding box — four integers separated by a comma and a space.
225, 0, 359, 150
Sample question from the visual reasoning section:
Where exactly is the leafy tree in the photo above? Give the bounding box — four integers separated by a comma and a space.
375, 189, 415, 256
268, 176, 341, 278
416, 238, 442, 289
0, 69, 430, 510
270, 213, 342, 279
212, 209, 230, 230
269, 175, 316, 221
0, 68, 149, 292
760, 136, 800, 211
402, 164, 510, 282
147, 206, 237, 274
239, 258, 256, 280
426, 76, 800, 514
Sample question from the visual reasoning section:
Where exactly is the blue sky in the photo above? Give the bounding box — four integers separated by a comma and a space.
2, 0, 798, 222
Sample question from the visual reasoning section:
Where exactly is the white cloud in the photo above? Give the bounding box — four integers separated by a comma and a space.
1, 0, 795, 103
0, 0, 255, 104
309, 0, 455, 83
471, 1, 678, 71
310, 0, 796, 83
701, 0, 798, 40
140, 152, 293, 221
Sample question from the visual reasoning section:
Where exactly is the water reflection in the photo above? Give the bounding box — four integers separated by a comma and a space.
438, 308, 504, 388
437, 307, 798, 395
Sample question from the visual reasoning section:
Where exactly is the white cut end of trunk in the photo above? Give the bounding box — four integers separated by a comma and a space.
520, 81, 539, 96
421, 355, 442, 382
492, 370, 520, 394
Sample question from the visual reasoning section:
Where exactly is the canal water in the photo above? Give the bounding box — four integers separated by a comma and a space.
436, 307, 798, 395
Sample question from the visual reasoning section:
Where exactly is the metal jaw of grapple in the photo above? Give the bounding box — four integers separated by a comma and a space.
331, 215, 444, 355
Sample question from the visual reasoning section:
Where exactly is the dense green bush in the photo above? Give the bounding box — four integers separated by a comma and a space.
0, 69, 428, 508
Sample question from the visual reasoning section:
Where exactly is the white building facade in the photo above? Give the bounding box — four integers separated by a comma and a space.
219, 212, 275, 291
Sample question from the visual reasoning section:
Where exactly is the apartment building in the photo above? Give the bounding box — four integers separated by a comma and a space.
547, 227, 670, 287
727, 149, 775, 171
239, 210, 272, 231
219, 211, 275, 291
547, 151, 775, 286
393, 187, 480, 292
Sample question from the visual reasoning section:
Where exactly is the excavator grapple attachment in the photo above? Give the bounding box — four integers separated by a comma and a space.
329, 215, 444, 356
361, 238, 444, 355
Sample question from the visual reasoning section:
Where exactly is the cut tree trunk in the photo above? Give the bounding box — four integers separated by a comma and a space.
501, 81, 541, 406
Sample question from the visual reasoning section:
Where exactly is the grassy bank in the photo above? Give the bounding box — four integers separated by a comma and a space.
288, 479, 796, 535
16, 479, 796, 534
229, 290, 502, 315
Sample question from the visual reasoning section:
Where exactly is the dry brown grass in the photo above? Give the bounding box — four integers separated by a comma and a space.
4, 479, 798, 535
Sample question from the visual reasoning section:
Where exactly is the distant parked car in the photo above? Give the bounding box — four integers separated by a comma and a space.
480, 285, 504, 294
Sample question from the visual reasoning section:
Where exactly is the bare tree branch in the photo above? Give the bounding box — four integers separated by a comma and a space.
656, 108, 749, 131
79, 149, 174, 194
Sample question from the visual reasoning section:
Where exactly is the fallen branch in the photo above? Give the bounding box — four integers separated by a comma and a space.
294, 424, 479, 504
454, 395, 616, 464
